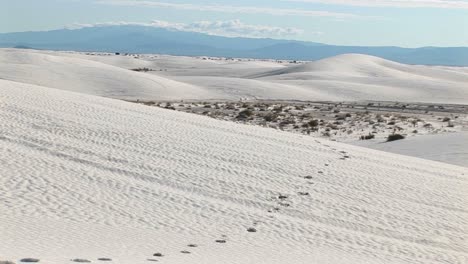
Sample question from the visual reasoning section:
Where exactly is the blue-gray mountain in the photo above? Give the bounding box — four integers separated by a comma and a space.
1, 25, 467, 66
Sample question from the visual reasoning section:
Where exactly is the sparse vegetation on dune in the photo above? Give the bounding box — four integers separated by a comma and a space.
130, 67, 155, 72
137, 100, 466, 144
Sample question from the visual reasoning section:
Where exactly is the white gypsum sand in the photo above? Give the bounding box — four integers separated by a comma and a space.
0, 79, 467, 264
351, 132, 468, 167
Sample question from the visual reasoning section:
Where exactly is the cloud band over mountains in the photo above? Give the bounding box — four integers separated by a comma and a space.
68, 20, 310, 38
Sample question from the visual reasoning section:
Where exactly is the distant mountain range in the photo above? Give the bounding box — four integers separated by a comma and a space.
1, 25, 468, 66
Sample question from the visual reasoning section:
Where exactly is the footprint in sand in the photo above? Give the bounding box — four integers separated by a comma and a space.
247, 227, 257, 233
20, 259, 40, 263
71, 259, 91, 263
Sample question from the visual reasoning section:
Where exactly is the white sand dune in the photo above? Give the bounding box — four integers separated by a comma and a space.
2, 49, 468, 103
248, 54, 468, 81
1, 79, 467, 264
0, 49, 214, 100
248, 54, 468, 104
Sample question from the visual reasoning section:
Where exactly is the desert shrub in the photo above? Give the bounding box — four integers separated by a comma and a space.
279, 120, 294, 127
236, 109, 253, 119
387, 121, 396, 125
295, 105, 304, 110
308, 120, 319, 127
131, 67, 153, 72
273, 106, 284, 113
360, 134, 375, 140
226, 104, 236, 110
264, 113, 278, 122
387, 134, 405, 142
336, 115, 346, 121
442, 117, 451, 122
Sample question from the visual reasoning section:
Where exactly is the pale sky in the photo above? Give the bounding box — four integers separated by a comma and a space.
1, 0, 468, 47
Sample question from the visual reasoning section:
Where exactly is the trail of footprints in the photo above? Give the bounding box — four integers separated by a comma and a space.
13, 241, 208, 263
7, 145, 355, 264
18, 144, 464, 264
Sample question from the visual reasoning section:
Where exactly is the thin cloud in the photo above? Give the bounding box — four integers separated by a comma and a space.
285, 0, 468, 9
67, 20, 309, 38
95, 0, 362, 18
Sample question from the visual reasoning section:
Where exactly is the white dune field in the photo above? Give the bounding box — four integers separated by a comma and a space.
2, 48, 468, 103
0, 79, 467, 264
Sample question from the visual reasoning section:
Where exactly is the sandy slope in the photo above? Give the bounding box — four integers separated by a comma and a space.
351, 132, 468, 167
2, 49, 468, 103
1, 79, 467, 264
